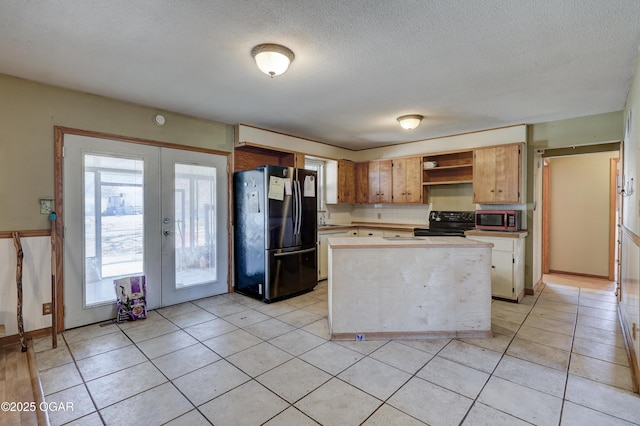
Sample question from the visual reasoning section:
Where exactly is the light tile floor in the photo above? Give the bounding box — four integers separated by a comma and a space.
33, 276, 640, 425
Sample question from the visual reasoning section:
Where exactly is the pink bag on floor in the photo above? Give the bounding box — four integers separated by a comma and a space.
114, 275, 147, 322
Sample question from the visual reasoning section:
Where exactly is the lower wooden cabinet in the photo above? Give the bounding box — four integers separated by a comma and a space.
466, 233, 526, 301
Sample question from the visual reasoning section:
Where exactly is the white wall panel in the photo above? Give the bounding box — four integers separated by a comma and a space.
0, 236, 51, 335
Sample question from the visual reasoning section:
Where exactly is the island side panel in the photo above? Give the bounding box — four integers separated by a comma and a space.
328, 241, 492, 340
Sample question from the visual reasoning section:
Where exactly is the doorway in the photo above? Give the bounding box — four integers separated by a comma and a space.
62, 133, 229, 329
540, 147, 620, 283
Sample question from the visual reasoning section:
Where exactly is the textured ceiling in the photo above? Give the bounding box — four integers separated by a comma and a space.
1, 1, 639, 150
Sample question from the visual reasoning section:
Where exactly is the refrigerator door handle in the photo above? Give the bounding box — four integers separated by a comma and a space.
273, 247, 316, 257
294, 180, 302, 235
292, 179, 298, 236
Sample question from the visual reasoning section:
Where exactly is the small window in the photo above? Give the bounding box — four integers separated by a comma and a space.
305, 157, 325, 211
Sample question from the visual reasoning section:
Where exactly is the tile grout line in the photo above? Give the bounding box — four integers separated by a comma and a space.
458, 294, 543, 424
557, 285, 581, 425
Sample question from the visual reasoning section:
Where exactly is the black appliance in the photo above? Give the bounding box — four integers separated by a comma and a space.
414, 211, 476, 237
234, 165, 317, 302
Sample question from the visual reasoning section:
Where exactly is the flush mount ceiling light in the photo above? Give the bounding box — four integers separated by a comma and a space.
397, 114, 424, 130
251, 43, 295, 77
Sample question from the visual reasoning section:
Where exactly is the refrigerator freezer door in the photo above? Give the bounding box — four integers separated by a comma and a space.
295, 168, 318, 248
264, 245, 317, 301
265, 166, 297, 250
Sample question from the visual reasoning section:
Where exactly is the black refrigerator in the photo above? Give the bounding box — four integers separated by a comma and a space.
234, 165, 318, 302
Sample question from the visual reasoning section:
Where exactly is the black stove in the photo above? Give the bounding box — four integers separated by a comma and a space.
414, 211, 476, 237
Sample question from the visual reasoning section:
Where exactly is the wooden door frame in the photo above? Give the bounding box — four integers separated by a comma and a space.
541, 146, 621, 281
542, 158, 550, 274
54, 126, 232, 332
609, 158, 620, 281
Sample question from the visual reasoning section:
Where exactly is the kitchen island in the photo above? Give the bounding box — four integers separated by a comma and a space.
327, 236, 493, 340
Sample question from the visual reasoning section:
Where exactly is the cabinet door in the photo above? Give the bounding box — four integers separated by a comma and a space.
405, 156, 422, 203
491, 250, 515, 299
337, 160, 355, 203
355, 162, 369, 204
392, 158, 407, 203
494, 144, 521, 203
473, 147, 497, 203
368, 160, 380, 203
473, 144, 521, 204
377, 160, 392, 203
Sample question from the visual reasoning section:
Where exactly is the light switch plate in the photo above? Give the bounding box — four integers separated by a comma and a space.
39, 198, 53, 215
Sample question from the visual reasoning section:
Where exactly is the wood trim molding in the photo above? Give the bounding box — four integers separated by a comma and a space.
618, 303, 640, 393
0, 327, 51, 347
526, 277, 545, 295
0, 229, 50, 239
609, 158, 619, 281
54, 126, 233, 332
54, 127, 64, 333
542, 158, 550, 274
548, 270, 609, 280
26, 339, 50, 426
55, 126, 232, 157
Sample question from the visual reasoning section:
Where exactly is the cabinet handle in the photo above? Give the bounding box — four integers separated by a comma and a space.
492, 265, 496, 268
490, 189, 495, 193
498, 189, 503, 193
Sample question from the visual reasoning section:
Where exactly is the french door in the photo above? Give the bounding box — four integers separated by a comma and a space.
63, 134, 228, 329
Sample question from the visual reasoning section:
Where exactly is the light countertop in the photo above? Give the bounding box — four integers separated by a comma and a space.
318, 222, 423, 232
465, 230, 528, 239
327, 236, 493, 249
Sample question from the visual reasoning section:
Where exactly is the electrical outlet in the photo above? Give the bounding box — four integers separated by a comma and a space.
377, 213, 381, 219
42, 303, 52, 315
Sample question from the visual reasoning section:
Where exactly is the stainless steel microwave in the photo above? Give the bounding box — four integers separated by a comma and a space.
475, 210, 521, 231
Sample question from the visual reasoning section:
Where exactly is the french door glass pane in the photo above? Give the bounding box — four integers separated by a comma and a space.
84, 154, 144, 306
174, 163, 217, 288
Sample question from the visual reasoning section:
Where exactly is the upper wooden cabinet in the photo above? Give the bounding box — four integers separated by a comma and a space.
337, 160, 355, 203
234, 145, 301, 172
473, 143, 522, 204
355, 162, 369, 204
392, 156, 422, 203
326, 159, 356, 204
368, 159, 392, 203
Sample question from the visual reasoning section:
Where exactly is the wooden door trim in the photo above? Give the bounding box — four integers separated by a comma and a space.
542, 158, 550, 274
54, 126, 232, 332
609, 158, 618, 281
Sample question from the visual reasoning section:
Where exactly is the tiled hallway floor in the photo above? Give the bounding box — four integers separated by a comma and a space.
34, 278, 640, 425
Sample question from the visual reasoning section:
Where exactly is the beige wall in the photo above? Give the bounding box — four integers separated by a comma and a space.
547, 151, 618, 276
0, 74, 234, 232
0, 73, 233, 336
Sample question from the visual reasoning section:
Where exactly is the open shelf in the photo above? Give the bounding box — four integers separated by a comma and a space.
422, 150, 473, 185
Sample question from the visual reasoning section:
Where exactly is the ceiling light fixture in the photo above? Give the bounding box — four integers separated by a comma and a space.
397, 114, 423, 130
251, 43, 295, 77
